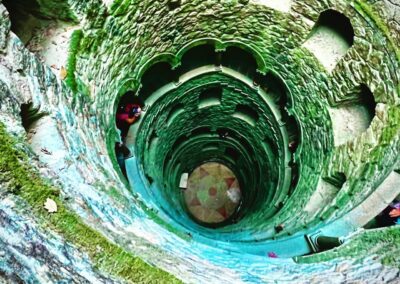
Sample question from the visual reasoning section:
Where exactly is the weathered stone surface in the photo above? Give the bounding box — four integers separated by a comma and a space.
0, 0, 399, 283
0, 5, 10, 52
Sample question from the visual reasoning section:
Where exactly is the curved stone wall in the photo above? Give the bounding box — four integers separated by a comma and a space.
0, 0, 399, 283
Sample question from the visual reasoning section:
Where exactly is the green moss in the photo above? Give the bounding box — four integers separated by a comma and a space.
297, 226, 400, 268
65, 29, 83, 94
0, 122, 181, 283
76, 77, 91, 98
110, 0, 134, 16
354, 1, 400, 62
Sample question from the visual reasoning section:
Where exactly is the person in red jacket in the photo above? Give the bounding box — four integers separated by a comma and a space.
115, 102, 142, 176
376, 199, 400, 227
116, 103, 142, 139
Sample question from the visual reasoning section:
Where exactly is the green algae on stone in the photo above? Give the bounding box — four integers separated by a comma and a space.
0, 122, 181, 284
297, 226, 400, 268
65, 29, 83, 94
354, 0, 400, 96
1, 0, 400, 281
354, 0, 400, 62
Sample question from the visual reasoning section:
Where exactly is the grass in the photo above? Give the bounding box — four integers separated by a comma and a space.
0, 122, 181, 283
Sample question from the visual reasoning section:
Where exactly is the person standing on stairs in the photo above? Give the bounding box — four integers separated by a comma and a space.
115, 99, 142, 176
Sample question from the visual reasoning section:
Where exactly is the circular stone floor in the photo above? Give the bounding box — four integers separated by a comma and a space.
184, 162, 242, 225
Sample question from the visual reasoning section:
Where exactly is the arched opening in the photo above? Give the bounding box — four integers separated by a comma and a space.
117, 91, 144, 110
167, 103, 185, 125
139, 62, 177, 101
232, 104, 259, 126
221, 46, 258, 78
329, 84, 376, 146
323, 171, 346, 188
179, 44, 217, 74
259, 71, 289, 107
303, 9, 355, 72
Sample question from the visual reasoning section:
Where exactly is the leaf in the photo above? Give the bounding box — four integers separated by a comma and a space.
44, 198, 58, 213
60, 66, 67, 80
41, 148, 52, 155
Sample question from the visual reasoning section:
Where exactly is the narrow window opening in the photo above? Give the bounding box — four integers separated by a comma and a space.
282, 111, 300, 152
259, 72, 288, 107
323, 172, 346, 188
352, 84, 376, 120
172, 136, 188, 152
289, 161, 299, 194
145, 173, 154, 185
167, 0, 181, 10
232, 104, 259, 126
191, 127, 212, 137
148, 135, 159, 152
217, 128, 231, 139
199, 87, 223, 108
225, 148, 240, 161
167, 103, 185, 125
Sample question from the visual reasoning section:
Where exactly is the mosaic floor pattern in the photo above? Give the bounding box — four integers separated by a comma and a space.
184, 162, 241, 224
